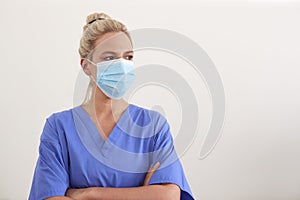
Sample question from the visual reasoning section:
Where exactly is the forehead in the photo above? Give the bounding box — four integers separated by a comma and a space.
92, 32, 132, 56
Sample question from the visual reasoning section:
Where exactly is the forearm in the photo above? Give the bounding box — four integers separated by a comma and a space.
46, 197, 74, 200
88, 184, 180, 200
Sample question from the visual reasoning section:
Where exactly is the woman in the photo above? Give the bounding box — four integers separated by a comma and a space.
29, 12, 194, 200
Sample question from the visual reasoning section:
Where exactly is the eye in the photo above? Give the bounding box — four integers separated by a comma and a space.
104, 56, 114, 61
125, 55, 133, 60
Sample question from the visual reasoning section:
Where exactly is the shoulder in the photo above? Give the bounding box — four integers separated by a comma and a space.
129, 104, 169, 136
40, 106, 76, 141
129, 105, 175, 151
46, 106, 75, 127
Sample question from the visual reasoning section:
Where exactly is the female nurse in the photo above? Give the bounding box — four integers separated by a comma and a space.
29, 12, 194, 200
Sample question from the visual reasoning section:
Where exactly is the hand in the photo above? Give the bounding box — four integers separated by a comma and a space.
143, 162, 160, 186
65, 188, 92, 200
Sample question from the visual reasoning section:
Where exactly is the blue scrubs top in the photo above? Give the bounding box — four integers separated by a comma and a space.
29, 104, 194, 200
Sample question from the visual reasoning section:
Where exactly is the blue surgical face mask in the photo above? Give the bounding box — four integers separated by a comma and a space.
88, 58, 136, 99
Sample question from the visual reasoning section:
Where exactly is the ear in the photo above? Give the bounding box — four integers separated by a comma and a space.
80, 58, 91, 76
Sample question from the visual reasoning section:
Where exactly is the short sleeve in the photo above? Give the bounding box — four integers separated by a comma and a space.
29, 116, 70, 200
149, 120, 194, 200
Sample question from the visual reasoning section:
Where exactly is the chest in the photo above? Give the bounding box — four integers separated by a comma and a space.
67, 124, 153, 188
68, 106, 157, 188
68, 152, 146, 188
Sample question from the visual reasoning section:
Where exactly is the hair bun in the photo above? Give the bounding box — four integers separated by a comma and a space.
83, 12, 112, 31
79, 12, 130, 58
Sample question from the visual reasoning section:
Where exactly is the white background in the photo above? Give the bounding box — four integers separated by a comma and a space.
0, 0, 300, 199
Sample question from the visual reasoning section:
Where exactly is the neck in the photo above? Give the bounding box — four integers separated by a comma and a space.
82, 83, 129, 118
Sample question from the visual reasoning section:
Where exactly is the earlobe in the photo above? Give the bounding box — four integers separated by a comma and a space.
81, 58, 91, 76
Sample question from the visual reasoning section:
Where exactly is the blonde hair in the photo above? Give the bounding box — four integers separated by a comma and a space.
79, 12, 132, 59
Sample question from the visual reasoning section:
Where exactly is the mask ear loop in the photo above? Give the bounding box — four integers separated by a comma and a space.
82, 58, 98, 124
81, 58, 96, 106
86, 58, 96, 66
84, 58, 112, 140
86, 58, 97, 83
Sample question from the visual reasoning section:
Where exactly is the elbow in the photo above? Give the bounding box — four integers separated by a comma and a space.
163, 184, 180, 200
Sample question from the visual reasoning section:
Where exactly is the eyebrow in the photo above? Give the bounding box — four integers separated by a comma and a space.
101, 50, 134, 55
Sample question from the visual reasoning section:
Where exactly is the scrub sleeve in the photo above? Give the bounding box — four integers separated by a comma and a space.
149, 120, 194, 200
29, 116, 70, 200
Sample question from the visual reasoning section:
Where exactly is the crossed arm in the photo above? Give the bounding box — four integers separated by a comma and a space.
48, 184, 179, 200
46, 163, 180, 200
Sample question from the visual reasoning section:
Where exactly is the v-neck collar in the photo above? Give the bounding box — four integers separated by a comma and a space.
77, 104, 132, 143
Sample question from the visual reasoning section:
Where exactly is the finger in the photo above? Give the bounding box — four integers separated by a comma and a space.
143, 162, 160, 185
150, 162, 160, 172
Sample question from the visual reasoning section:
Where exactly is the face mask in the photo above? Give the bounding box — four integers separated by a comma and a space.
88, 58, 136, 99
